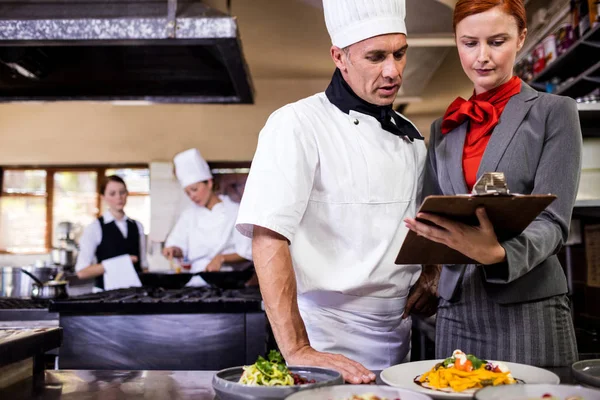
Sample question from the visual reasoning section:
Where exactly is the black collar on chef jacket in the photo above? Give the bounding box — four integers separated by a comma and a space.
325, 68, 424, 142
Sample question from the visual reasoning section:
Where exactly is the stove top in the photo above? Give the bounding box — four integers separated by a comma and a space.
0, 298, 49, 310
49, 286, 263, 314
0, 298, 58, 322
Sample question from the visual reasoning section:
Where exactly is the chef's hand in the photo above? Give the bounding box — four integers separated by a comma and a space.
130, 255, 139, 263
404, 207, 506, 265
162, 246, 183, 259
205, 255, 225, 272
287, 346, 375, 384
403, 264, 441, 319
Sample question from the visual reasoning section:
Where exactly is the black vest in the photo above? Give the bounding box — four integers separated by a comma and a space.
94, 216, 142, 289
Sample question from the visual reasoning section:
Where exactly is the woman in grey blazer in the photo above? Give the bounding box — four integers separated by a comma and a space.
405, 0, 582, 367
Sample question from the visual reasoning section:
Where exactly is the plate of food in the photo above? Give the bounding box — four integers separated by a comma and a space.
286, 385, 431, 400
284, 384, 432, 399
212, 350, 343, 400
380, 350, 560, 399
474, 383, 600, 399
572, 360, 600, 388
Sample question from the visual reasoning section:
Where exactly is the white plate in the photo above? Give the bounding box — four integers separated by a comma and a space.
474, 383, 600, 399
572, 359, 600, 388
285, 384, 432, 400
380, 360, 560, 400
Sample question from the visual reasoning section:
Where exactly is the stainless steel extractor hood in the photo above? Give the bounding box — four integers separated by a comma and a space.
0, 0, 254, 103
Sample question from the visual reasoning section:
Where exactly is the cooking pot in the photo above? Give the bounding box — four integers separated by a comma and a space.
51, 248, 77, 266
0, 265, 59, 297
19, 268, 68, 300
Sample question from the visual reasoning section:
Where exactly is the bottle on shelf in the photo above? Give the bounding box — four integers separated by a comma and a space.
592, 0, 600, 27
556, 23, 575, 56
579, 0, 592, 35
544, 77, 561, 94
543, 34, 558, 65
572, 0, 581, 39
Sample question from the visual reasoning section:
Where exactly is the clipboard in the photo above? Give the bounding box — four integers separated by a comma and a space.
395, 193, 556, 265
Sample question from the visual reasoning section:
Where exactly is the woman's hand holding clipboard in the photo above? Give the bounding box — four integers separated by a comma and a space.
396, 173, 556, 265
404, 207, 509, 265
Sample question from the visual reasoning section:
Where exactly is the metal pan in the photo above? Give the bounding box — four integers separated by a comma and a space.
19, 268, 68, 300
139, 266, 255, 290
199, 268, 255, 289
138, 271, 199, 289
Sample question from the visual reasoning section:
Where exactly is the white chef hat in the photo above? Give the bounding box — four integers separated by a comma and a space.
173, 148, 213, 188
323, 0, 407, 49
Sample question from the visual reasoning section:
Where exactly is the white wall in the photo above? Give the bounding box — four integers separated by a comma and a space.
0, 79, 330, 165
579, 138, 600, 201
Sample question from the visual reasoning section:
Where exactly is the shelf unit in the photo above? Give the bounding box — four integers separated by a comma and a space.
578, 102, 600, 111
516, 1, 571, 64
575, 199, 600, 208
578, 102, 600, 137
573, 201, 600, 218
531, 23, 600, 86
556, 60, 600, 98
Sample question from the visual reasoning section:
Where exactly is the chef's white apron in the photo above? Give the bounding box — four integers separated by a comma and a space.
298, 291, 411, 370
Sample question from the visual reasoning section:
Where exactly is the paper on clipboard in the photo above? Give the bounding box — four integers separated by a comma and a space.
395, 193, 557, 265
102, 254, 142, 290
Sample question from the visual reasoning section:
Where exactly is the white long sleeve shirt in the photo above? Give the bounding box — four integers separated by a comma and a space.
75, 211, 148, 272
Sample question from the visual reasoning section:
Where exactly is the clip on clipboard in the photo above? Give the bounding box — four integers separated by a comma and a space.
395, 172, 556, 265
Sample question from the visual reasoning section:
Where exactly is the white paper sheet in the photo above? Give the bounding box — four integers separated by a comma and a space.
102, 254, 142, 290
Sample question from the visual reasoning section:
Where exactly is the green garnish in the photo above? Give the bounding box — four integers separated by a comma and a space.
466, 354, 486, 370
268, 349, 285, 364
255, 356, 276, 377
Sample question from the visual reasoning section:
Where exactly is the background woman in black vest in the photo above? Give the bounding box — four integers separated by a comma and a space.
75, 175, 148, 290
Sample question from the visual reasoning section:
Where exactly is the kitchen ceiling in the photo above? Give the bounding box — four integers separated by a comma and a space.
204, 0, 459, 104
0, 0, 471, 118
0, 0, 254, 103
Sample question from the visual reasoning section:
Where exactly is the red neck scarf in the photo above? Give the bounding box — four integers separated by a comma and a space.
441, 76, 522, 137
441, 76, 522, 191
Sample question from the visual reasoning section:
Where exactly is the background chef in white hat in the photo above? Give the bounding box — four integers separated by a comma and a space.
163, 148, 252, 285
236, 0, 440, 384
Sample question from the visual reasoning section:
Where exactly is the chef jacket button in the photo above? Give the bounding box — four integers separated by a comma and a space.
353, 119, 359, 125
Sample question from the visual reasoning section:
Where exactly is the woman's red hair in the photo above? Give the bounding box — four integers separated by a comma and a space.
453, 0, 527, 33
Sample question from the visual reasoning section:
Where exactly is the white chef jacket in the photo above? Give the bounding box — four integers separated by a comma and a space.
236, 92, 426, 369
75, 211, 148, 272
165, 195, 252, 284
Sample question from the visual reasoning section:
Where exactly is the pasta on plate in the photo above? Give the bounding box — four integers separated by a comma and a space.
238, 350, 315, 386
417, 350, 517, 393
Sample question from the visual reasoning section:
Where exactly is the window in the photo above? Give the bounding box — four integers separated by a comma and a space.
52, 171, 98, 247
0, 170, 47, 253
0, 166, 150, 253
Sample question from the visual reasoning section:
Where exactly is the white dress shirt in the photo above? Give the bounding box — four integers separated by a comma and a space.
75, 211, 148, 272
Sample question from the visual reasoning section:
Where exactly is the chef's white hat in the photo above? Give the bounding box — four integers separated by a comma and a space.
323, 0, 407, 49
173, 148, 213, 188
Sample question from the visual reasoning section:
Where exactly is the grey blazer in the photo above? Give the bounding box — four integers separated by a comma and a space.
424, 81, 582, 304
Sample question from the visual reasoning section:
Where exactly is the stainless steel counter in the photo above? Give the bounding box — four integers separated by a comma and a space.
1, 370, 217, 400
0, 367, 578, 400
